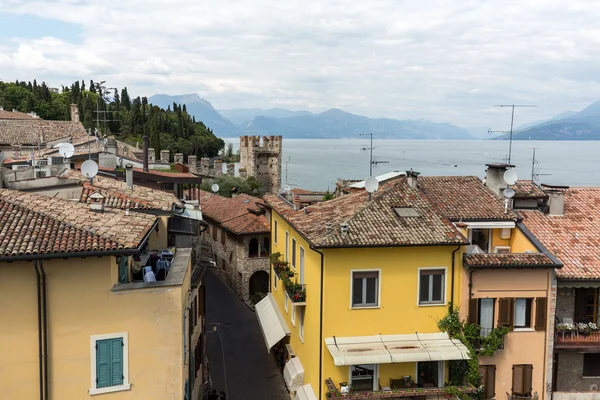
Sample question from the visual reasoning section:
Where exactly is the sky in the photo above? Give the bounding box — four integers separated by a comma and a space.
1, 0, 600, 129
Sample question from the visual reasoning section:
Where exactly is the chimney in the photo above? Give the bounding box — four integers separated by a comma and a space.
70, 104, 80, 122
541, 184, 568, 216
160, 150, 170, 164
214, 159, 223, 176
200, 157, 210, 174
142, 135, 149, 172
325, 223, 333, 233
485, 163, 514, 198
293, 194, 300, 211
174, 153, 184, 164
340, 223, 349, 234
106, 137, 117, 154
188, 155, 198, 174
406, 169, 420, 189
148, 148, 156, 163
125, 163, 133, 190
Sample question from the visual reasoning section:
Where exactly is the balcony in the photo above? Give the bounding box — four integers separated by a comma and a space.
325, 378, 476, 400
285, 283, 306, 304
555, 329, 600, 348
472, 328, 505, 351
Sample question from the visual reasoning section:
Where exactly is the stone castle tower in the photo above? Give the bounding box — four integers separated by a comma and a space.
239, 136, 282, 194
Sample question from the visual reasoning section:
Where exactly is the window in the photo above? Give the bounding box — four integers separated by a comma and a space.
284, 292, 289, 313
514, 298, 533, 328
478, 299, 495, 337
534, 297, 547, 331
262, 237, 270, 257
273, 268, 277, 290
418, 269, 445, 305
212, 225, 218, 241
512, 364, 533, 396
298, 307, 305, 341
352, 271, 379, 308
274, 220, 278, 244
574, 288, 600, 323
90, 333, 130, 395
299, 247, 305, 284
583, 353, 600, 377
291, 238, 297, 269
161, 182, 175, 191
351, 364, 377, 391
417, 361, 443, 387
285, 232, 289, 261
249, 238, 259, 258
479, 365, 496, 399
221, 229, 226, 245
494, 246, 511, 254
192, 296, 197, 327
470, 229, 490, 252
291, 303, 296, 325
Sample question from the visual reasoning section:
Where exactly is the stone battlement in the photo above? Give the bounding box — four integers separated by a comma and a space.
239, 135, 282, 194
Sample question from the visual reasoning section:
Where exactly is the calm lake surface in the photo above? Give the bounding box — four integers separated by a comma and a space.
224, 139, 600, 191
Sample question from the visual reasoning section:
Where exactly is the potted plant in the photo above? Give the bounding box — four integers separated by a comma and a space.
578, 322, 590, 336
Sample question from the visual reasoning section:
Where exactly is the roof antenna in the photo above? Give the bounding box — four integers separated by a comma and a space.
360, 133, 389, 177
489, 104, 537, 165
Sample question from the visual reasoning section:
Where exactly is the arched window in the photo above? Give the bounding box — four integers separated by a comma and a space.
261, 237, 270, 257
249, 238, 259, 258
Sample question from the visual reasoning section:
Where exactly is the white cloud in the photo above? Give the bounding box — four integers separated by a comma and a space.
0, 0, 599, 127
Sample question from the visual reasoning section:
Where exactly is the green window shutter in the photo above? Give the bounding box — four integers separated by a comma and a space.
96, 340, 111, 388
110, 338, 124, 386
118, 256, 129, 284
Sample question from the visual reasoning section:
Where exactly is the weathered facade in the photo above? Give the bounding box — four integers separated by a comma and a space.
239, 135, 282, 194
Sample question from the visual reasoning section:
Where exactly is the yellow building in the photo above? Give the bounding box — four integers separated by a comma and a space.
0, 187, 206, 399
260, 168, 560, 400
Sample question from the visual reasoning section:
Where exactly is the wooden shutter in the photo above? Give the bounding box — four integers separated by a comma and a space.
535, 297, 547, 331
198, 285, 205, 318
110, 338, 124, 386
96, 340, 111, 388
479, 365, 496, 399
498, 298, 514, 329
469, 298, 479, 324
512, 364, 532, 396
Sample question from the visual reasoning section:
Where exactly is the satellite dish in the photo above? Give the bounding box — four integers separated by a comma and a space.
364, 176, 379, 193
211, 183, 219, 193
503, 188, 515, 199
57, 143, 75, 158
81, 159, 98, 178
503, 169, 518, 185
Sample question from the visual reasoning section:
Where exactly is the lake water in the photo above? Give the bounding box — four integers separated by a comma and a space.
223, 139, 600, 191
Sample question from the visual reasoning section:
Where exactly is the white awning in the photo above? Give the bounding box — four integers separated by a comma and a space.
256, 293, 290, 351
284, 357, 305, 391
325, 332, 470, 366
294, 384, 318, 400
458, 221, 515, 229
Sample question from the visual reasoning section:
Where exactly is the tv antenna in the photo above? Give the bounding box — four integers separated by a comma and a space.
529, 147, 551, 184
489, 104, 537, 165
359, 133, 389, 176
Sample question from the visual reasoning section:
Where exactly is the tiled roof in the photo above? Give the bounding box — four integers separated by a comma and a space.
463, 253, 558, 269
0, 109, 35, 120
134, 168, 197, 178
513, 180, 548, 199
419, 176, 518, 220
193, 190, 270, 235
0, 120, 87, 146
291, 188, 317, 195
0, 189, 157, 258
61, 169, 181, 211
41, 137, 145, 162
264, 176, 469, 248
521, 188, 600, 279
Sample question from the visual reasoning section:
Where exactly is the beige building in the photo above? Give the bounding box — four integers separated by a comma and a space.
0, 186, 206, 399
194, 189, 271, 301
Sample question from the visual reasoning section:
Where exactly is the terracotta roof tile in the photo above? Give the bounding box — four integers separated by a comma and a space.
134, 168, 197, 178
513, 180, 548, 199
265, 176, 469, 248
0, 109, 35, 120
419, 176, 517, 220
193, 190, 269, 235
0, 120, 87, 146
521, 188, 600, 279
0, 189, 157, 258
61, 169, 181, 211
463, 253, 558, 269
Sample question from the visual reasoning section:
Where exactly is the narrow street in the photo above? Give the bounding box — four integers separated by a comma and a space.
204, 268, 290, 400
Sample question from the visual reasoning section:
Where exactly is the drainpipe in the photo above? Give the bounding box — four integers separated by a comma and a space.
41, 261, 49, 400
468, 270, 474, 302
311, 246, 325, 400
34, 262, 44, 400
450, 246, 461, 312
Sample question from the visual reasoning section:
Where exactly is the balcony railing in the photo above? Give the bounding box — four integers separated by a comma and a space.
472, 328, 505, 350
555, 330, 600, 348
325, 378, 476, 400
285, 283, 306, 303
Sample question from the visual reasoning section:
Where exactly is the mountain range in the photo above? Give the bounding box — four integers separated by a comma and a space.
148, 94, 473, 140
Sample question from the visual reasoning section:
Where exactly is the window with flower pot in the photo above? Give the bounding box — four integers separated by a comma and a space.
351, 270, 379, 308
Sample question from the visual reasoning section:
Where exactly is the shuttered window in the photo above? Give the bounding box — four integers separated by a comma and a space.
512, 364, 533, 396
535, 297, 547, 331
212, 225, 218, 241
469, 298, 479, 324
583, 353, 600, 377
498, 298, 514, 329
221, 229, 226, 245
479, 365, 496, 399
96, 338, 124, 388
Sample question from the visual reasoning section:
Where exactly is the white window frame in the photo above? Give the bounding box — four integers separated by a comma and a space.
284, 291, 289, 313
285, 231, 289, 262
468, 228, 491, 253
291, 238, 297, 269
273, 268, 278, 290
89, 332, 130, 395
350, 269, 381, 309
417, 267, 447, 307
291, 303, 296, 326
299, 307, 305, 342
415, 361, 444, 388
274, 219, 278, 245
494, 246, 511, 254
299, 246, 305, 284
349, 364, 379, 392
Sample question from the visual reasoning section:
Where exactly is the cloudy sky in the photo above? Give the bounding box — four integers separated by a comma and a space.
0, 0, 599, 128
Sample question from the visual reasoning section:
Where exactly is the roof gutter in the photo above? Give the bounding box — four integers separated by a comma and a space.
0, 218, 159, 262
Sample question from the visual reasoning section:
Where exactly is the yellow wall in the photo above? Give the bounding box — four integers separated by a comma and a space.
0, 255, 187, 399
148, 216, 169, 250
510, 227, 538, 253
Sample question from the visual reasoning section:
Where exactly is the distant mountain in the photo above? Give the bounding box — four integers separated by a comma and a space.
497, 101, 600, 140
515, 110, 578, 131
148, 94, 239, 136
242, 108, 474, 139
218, 108, 313, 125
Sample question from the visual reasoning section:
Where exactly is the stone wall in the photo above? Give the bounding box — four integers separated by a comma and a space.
556, 351, 600, 391
239, 135, 282, 194
556, 287, 576, 322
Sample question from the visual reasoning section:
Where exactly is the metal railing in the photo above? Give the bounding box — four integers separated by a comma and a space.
285, 283, 307, 303
555, 330, 600, 347
473, 328, 505, 350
